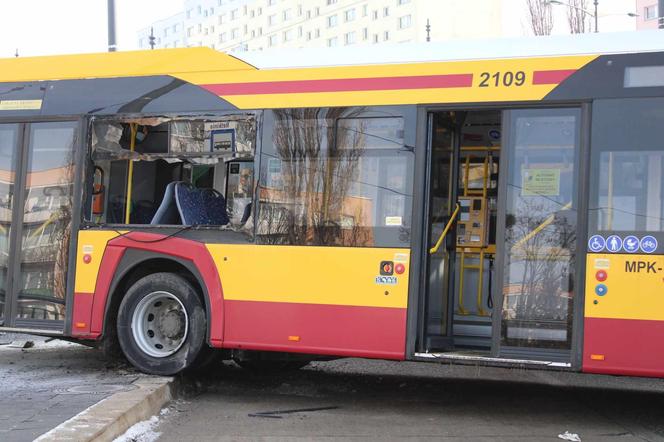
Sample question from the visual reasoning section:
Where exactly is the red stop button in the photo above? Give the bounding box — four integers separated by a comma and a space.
596, 270, 607, 282
395, 263, 405, 274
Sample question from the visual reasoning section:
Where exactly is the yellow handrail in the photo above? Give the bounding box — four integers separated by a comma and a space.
429, 203, 460, 255
511, 201, 573, 251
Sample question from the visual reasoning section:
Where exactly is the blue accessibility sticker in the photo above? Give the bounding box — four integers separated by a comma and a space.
605, 235, 622, 253
623, 235, 639, 253
588, 235, 605, 253
595, 284, 608, 296
640, 236, 658, 254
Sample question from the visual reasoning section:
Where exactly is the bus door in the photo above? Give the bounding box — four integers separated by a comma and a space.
0, 121, 79, 332
494, 108, 582, 362
422, 112, 462, 350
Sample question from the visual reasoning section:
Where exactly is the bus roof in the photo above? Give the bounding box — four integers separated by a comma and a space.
236, 30, 664, 69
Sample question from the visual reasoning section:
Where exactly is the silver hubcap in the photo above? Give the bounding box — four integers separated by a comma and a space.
131, 291, 189, 358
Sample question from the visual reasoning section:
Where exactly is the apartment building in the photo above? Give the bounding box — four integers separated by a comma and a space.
636, 0, 659, 29
138, 0, 515, 52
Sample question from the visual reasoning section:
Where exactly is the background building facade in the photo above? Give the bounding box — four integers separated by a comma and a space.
636, 0, 659, 29
138, 0, 642, 52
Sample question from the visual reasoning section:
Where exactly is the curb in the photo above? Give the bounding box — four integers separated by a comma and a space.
35, 376, 175, 442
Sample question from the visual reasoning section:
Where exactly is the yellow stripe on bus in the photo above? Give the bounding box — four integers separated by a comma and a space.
585, 253, 664, 322
74, 230, 121, 294
206, 244, 410, 308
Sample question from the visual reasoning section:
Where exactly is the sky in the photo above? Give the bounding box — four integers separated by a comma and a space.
0, 0, 183, 58
0, 0, 642, 58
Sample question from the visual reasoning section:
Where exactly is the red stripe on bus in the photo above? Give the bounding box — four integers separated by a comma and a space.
222, 300, 406, 359
532, 69, 577, 85
583, 317, 664, 378
202, 74, 474, 95
71, 293, 94, 338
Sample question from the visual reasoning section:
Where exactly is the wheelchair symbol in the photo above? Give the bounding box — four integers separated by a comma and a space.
588, 235, 605, 252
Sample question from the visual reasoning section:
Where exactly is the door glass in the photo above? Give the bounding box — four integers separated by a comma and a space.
16, 122, 77, 323
0, 125, 18, 322
426, 113, 457, 339
501, 109, 580, 350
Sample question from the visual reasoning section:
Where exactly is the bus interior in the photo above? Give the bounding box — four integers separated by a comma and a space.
89, 115, 257, 230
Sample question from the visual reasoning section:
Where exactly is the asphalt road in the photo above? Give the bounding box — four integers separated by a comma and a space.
156, 358, 664, 442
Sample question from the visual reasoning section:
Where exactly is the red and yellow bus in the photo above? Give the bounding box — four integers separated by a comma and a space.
1, 31, 663, 377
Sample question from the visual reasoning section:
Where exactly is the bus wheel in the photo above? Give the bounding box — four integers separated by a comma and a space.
117, 272, 208, 375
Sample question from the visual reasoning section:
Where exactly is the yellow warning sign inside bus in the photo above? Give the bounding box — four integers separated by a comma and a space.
522, 168, 560, 196
0, 99, 42, 110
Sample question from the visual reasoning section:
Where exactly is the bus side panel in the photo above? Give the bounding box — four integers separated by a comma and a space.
207, 244, 410, 360
72, 230, 122, 338
583, 253, 664, 377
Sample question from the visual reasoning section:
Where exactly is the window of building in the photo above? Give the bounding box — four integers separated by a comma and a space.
268, 14, 277, 25
363, 4, 368, 16
219, 14, 226, 24
204, 9, 208, 17
345, 31, 356, 44
243, 5, 247, 15
373, 33, 379, 43
327, 0, 338, 5
268, 0, 276, 6
258, 110, 413, 247
298, 26, 303, 37
306, 10, 311, 19
297, 4, 303, 16
231, 8, 238, 20
186, 8, 192, 18
383, 7, 390, 16
399, 15, 411, 29
257, 7, 262, 15
268, 34, 277, 46
315, 7, 320, 16
219, 32, 227, 42
258, 27, 263, 35
327, 14, 338, 27
187, 27, 194, 37
372, 10, 379, 20
197, 5, 202, 14
645, 4, 658, 20
283, 8, 292, 20
197, 24, 202, 32
164, 28, 169, 37
315, 29, 321, 38
231, 28, 239, 39
384, 30, 389, 40
362, 27, 368, 39
344, 8, 356, 21
250, 9, 255, 18
398, 0, 411, 4
327, 36, 338, 46
283, 29, 293, 41
306, 31, 312, 40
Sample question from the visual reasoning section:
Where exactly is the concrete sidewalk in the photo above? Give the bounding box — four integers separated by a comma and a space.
0, 333, 173, 442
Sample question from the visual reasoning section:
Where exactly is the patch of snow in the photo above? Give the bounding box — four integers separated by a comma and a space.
113, 409, 168, 442
558, 431, 581, 441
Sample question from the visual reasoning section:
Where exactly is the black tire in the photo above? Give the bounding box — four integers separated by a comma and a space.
117, 272, 209, 375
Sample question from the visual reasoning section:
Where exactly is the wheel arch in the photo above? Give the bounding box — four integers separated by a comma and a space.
102, 250, 213, 345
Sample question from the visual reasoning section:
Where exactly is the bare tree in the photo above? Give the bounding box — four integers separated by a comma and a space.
526, 0, 554, 35
567, 0, 589, 33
